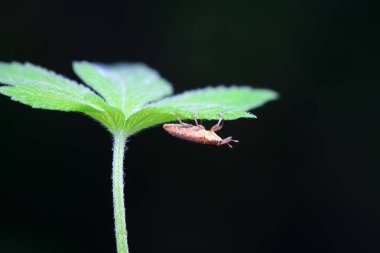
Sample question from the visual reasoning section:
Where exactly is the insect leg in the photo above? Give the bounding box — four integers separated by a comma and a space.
193, 112, 200, 126
211, 111, 224, 132
176, 115, 184, 124
175, 114, 194, 127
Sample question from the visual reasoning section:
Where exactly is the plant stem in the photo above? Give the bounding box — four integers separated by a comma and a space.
112, 132, 129, 253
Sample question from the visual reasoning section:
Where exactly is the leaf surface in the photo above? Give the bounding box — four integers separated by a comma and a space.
125, 86, 278, 134
73, 61, 173, 117
0, 62, 106, 112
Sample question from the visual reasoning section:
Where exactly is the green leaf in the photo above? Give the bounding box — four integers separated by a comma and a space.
124, 86, 278, 134
73, 61, 174, 118
0, 62, 107, 112
152, 86, 278, 111
0, 61, 278, 135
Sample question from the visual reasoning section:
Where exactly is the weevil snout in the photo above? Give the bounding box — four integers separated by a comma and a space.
217, 136, 239, 148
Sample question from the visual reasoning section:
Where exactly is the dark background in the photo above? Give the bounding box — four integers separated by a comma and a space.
0, 0, 379, 252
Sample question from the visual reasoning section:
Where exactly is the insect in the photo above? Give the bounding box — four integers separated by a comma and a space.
163, 111, 239, 148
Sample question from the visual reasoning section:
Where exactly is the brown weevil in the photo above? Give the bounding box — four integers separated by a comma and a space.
163, 111, 239, 148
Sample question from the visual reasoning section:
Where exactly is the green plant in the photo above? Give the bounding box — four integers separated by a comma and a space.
0, 61, 278, 253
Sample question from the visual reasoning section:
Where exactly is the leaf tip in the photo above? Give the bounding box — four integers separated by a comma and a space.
268, 89, 280, 100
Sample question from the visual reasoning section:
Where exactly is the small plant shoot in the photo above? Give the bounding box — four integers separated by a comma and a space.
0, 61, 278, 253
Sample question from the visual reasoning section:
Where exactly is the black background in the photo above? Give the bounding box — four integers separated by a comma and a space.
0, 0, 379, 253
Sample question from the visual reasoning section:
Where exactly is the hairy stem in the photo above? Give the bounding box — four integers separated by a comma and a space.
112, 132, 129, 253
